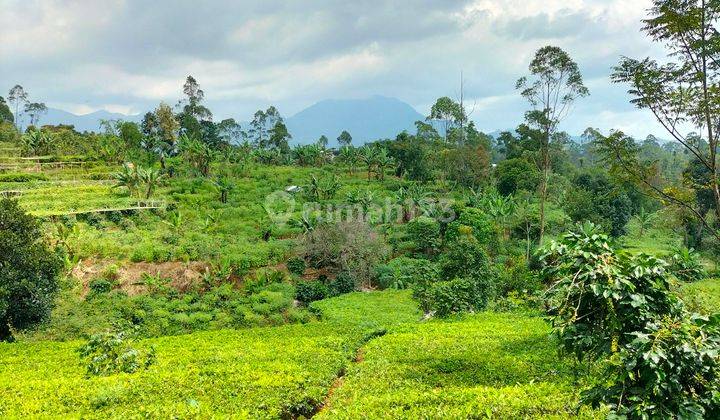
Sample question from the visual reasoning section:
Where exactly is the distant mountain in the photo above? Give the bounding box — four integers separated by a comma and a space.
285, 96, 425, 146
39, 108, 142, 132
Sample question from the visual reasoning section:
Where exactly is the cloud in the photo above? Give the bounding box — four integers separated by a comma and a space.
0, 0, 669, 138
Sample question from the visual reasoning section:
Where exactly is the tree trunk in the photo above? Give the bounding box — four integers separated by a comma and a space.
538, 135, 550, 246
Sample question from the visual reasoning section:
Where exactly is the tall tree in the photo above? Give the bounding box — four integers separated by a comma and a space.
607, 0, 720, 240
317, 135, 329, 149
427, 97, 462, 143
7, 85, 28, 131
516, 46, 588, 244
23, 102, 47, 127
176, 75, 212, 140
250, 106, 283, 149
337, 130, 352, 147
268, 121, 291, 153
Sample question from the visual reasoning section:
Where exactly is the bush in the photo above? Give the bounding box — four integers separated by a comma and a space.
376, 257, 437, 290
496, 256, 540, 297
406, 216, 441, 256
302, 220, 389, 288
0, 199, 63, 340
445, 207, 496, 247
329, 272, 355, 296
541, 222, 720, 417
77, 330, 156, 377
295, 281, 329, 305
286, 256, 306, 276
413, 236, 495, 316
88, 279, 115, 295
668, 247, 706, 282
0, 173, 49, 182
429, 277, 492, 317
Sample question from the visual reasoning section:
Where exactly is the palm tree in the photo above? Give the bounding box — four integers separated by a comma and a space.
181, 134, 215, 177
339, 146, 359, 175
634, 207, 657, 236
359, 146, 378, 180
483, 191, 515, 240
394, 184, 431, 222
113, 163, 141, 197
213, 175, 234, 204
373, 148, 395, 181
162, 211, 183, 233
138, 166, 165, 199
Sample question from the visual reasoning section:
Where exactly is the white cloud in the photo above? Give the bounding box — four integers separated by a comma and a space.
0, 0, 672, 137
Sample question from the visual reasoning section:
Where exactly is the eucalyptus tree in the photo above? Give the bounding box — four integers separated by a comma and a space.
427, 96, 462, 143
7, 85, 28, 131
23, 102, 47, 127
516, 46, 589, 244
337, 130, 352, 147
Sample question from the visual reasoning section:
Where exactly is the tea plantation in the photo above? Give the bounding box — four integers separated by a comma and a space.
0, 291, 592, 418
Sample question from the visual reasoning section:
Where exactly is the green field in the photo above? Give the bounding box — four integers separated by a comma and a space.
0, 291, 595, 418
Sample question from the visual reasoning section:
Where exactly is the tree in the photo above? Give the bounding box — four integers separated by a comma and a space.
178, 75, 212, 139
373, 148, 395, 181
250, 106, 283, 149
339, 146, 358, 175
517, 46, 589, 245
317, 135, 329, 149
137, 166, 165, 199
268, 121, 291, 153
359, 146, 378, 180
634, 207, 657, 236
608, 0, 720, 241
23, 102, 47, 127
153, 102, 180, 168
7, 85, 28, 131
0, 96, 14, 124
0, 199, 62, 340
427, 97, 461, 143
337, 130, 352, 147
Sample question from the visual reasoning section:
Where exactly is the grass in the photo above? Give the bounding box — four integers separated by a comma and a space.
318, 312, 599, 419
677, 278, 720, 315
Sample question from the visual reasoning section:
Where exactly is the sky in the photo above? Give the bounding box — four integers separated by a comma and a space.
0, 0, 668, 138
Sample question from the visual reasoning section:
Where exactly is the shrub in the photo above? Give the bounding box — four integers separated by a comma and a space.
77, 331, 156, 377
88, 279, 115, 295
0, 173, 48, 182
302, 220, 389, 288
496, 256, 540, 297
286, 256, 306, 276
583, 315, 720, 418
445, 207, 496, 247
429, 278, 484, 317
295, 281, 329, 305
406, 216, 441, 256
413, 236, 495, 316
541, 222, 681, 360
329, 272, 355, 296
668, 247, 706, 282
0, 199, 63, 340
377, 257, 437, 290
541, 222, 720, 417
439, 234, 494, 282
